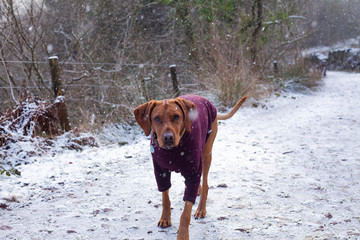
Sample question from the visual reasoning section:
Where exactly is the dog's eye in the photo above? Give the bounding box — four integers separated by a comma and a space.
173, 114, 180, 121
154, 116, 161, 123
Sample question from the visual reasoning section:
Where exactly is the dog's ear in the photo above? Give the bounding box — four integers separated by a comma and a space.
134, 101, 158, 136
174, 98, 197, 133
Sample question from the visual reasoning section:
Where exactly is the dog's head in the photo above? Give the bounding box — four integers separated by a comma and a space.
134, 98, 196, 149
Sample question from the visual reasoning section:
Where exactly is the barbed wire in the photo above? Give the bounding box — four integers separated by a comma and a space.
0, 86, 49, 89
0, 72, 187, 88
0, 59, 185, 68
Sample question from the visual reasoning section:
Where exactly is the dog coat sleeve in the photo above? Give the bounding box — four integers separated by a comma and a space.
153, 160, 171, 192
182, 170, 201, 204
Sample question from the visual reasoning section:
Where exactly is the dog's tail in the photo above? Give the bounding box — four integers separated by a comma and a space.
217, 95, 248, 120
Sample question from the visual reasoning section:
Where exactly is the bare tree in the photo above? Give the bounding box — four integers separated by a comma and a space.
0, 0, 52, 106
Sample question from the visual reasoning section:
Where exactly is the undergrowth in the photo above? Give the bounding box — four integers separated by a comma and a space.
0, 97, 97, 176
195, 27, 260, 107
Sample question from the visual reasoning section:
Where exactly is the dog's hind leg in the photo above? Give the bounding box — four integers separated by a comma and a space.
194, 118, 218, 219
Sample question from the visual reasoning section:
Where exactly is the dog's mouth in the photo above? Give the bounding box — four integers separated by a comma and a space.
160, 139, 177, 150
163, 145, 175, 150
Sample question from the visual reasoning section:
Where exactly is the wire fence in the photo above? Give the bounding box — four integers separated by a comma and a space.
0, 59, 186, 67
0, 58, 199, 125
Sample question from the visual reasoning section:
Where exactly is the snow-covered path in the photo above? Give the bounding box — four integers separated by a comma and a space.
1, 71, 360, 239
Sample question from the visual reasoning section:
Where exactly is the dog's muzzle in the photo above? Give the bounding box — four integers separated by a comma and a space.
163, 132, 175, 148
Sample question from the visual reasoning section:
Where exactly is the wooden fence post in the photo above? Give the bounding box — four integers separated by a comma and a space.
320, 61, 327, 77
48, 56, 71, 132
141, 77, 150, 101
273, 60, 278, 76
169, 65, 180, 97
49, 56, 63, 97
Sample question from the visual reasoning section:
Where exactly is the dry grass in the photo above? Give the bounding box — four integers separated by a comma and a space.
280, 57, 323, 90
211, 61, 259, 107
196, 28, 260, 107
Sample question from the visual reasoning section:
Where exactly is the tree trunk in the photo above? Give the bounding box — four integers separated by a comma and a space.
250, 0, 263, 68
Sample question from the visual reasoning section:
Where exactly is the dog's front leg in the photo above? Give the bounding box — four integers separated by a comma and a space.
177, 200, 193, 240
158, 190, 172, 228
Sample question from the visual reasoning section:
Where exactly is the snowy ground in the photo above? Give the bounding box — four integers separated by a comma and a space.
1, 71, 360, 240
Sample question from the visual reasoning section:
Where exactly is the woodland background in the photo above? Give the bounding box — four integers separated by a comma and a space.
1, 0, 360, 128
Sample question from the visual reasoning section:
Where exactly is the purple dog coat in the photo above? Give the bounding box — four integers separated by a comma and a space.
150, 95, 217, 204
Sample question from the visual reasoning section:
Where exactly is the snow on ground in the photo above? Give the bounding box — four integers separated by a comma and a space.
1, 71, 360, 240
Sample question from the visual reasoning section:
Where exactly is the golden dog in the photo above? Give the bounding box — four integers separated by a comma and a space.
134, 95, 247, 239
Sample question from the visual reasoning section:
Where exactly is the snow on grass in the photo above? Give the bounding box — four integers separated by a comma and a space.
1, 71, 360, 239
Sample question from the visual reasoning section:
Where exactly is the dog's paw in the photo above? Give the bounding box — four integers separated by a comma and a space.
158, 218, 172, 228
194, 208, 206, 219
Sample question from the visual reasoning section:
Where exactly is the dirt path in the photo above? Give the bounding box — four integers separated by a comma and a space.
1, 71, 360, 240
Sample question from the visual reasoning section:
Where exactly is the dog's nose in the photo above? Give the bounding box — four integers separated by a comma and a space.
163, 132, 174, 145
